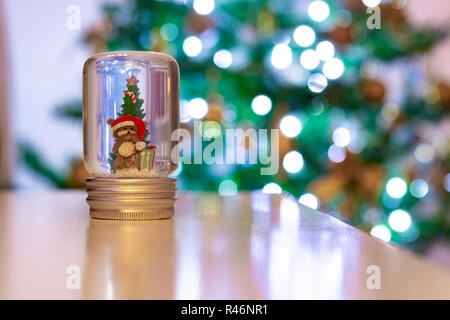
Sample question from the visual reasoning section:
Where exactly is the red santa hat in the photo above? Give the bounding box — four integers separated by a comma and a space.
108, 115, 147, 141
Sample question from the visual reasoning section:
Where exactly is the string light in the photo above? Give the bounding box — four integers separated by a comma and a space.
262, 183, 282, 194
193, 0, 215, 15
388, 209, 412, 232
332, 127, 351, 147
328, 144, 346, 163
323, 58, 344, 80
293, 25, 316, 47
362, 0, 382, 8
218, 179, 237, 196
180, 100, 192, 123
283, 151, 304, 174
271, 44, 293, 70
414, 143, 434, 164
308, 1, 330, 22
280, 115, 302, 137
445, 173, 450, 192
188, 98, 208, 119
410, 179, 429, 198
213, 49, 233, 69
300, 49, 320, 70
307, 73, 328, 93
316, 40, 335, 61
386, 177, 407, 199
183, 36, 203, 57
251, 95, 272, 115
298, 193, 319, 209
160, 23, 179, 41
370, 225, 391, 242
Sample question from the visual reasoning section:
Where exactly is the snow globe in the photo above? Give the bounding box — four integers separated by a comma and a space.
83, 51, 180, 220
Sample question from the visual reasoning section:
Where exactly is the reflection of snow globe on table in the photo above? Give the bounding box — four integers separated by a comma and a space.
83, 51, 180, 220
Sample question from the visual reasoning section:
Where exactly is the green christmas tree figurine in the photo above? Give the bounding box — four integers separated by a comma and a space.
107, 76, 155, 175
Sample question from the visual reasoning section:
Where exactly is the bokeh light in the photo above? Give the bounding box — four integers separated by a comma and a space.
203, 121, 222, 139
213, 49, 233, 69
323, 57, 344, 80
307, 73, 328, 93
300, 49, 320, 70
308, 1, 330, 22
332, 127, 351, 147
188, 98, 208, 119
293, 25, 316, 47
445, 173, 450, 192
262, 183, 282, 194
386, 177, 407, 199
328, 144, 346, 163
183, 36, 203, 57
298, 193, 319, 209
160, 23, 179, 41
218, 179, 237, 196
251, 95, 272, 115
410, 179, 429, 198
316, 40, 335, 61
388, 209, 412, 232
193, 0, 215, 15
283, 151, 304, 174
271, 44, 293, 70
280, 115, 302, 137
362, 0, 382, 7
370, 225, 391, 242
414, 143, 434, 164
180, 99, 192, 123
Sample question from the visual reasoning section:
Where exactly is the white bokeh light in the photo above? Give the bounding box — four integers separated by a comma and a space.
293, 25, 316, 47
386, 177, 407, 199
213, 49, 233, 69
298, 193, 319, 209
300, 49, 320, 70
218, 179, 237, 196
271, 44, 293, 70
251, 95, 272, 115
370, 225, 391, 242
362, 0, 382, 8
307, 73, 328, 93
308, 1, 330, 22
262, 183, 282, 194
193, 0, 215, 15
280, 115, 302, 137
323, 58, 344, 80
414, 143, 434, 164
328, 144, 346, 163
180, 99, 192, 123
183, 36, 203, 57
316, 40, 335, 61
283, 151, 304, 174
410, 179, 429, 198
188, 98, 208, 119
445, 173, 450, 192
332, 127, 351, 147
388, 209, 412, 232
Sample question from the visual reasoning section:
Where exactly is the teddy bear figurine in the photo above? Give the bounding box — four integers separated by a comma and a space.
107, 115, 147, 173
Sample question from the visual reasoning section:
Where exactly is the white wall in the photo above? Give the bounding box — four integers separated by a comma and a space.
2, 0, 122, 187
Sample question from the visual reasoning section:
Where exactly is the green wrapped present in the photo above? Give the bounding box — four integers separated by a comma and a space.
139, 146, 156, 171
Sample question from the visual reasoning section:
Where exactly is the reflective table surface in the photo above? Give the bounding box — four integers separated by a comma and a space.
0, 191, 449, 299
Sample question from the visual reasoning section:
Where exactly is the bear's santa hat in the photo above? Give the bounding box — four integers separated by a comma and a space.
108, 115, 147, 141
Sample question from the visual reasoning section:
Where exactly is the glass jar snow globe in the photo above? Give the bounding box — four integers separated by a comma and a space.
83, 51, 180, 220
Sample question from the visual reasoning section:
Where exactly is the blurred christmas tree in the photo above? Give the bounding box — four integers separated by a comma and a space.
22, 0, 449, 251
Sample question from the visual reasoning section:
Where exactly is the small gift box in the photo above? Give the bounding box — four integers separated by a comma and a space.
139, 146, 156, 171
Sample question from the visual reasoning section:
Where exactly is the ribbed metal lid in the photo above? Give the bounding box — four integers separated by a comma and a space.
86, 177, 177, 220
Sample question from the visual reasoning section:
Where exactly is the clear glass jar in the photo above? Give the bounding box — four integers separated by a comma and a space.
83, 51, 180, 178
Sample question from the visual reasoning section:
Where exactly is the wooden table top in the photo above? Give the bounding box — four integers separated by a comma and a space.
0, 190, 449, 299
